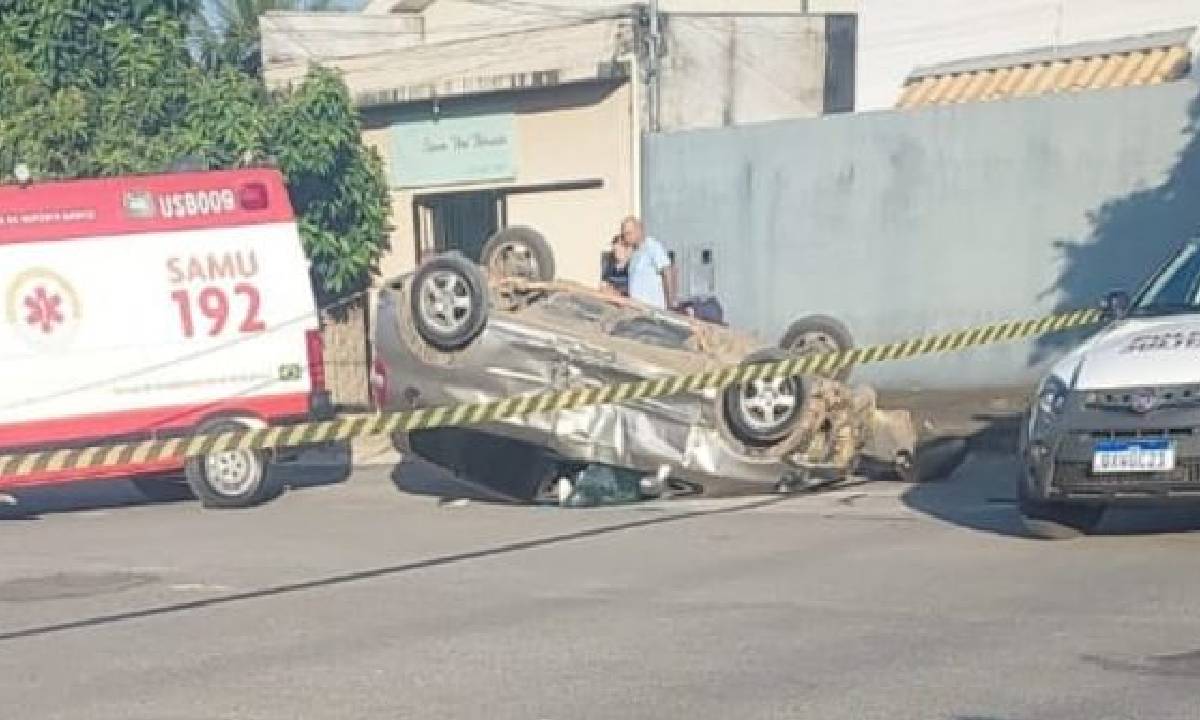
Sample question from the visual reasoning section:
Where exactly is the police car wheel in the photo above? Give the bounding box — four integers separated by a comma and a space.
185, 420, 280, 509
1017, 477, 1104, 540
411, 253, 489, 352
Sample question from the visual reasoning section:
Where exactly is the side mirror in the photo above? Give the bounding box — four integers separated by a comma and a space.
1101, 290, 1131, 320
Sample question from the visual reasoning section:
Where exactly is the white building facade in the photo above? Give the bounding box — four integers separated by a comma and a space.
857, 0, 1200, 110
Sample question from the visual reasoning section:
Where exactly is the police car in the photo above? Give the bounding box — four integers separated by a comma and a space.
1021, 238, 1200, 538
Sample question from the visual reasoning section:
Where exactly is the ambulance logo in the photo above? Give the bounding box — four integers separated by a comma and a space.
25, 286, 65, 333
5, 268, 81, 350
123, 190, 156, 219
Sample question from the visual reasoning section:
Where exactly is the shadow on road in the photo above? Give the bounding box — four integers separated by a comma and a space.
0, 443, 353, 520
902, 413, 1031, 537
391, 455, 528, 505
902, 413, 1200, 538
1033, 88, 1200, 365
390, 429, 562, 505
0, 493, 787, 644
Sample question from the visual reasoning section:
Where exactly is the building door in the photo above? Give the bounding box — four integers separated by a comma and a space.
415, 191, 504, 262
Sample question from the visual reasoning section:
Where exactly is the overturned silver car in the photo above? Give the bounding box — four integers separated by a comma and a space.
372, 248, 916, 503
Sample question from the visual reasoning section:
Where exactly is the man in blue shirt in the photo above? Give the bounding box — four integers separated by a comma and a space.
620, 216, 676, 310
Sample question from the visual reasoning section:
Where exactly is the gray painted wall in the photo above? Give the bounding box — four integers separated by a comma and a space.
645, 81, 1200, 389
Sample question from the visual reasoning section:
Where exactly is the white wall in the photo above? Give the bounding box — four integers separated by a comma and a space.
858, 0, 1200, 111
660, 15, 827, 130
360, 83, 636, 284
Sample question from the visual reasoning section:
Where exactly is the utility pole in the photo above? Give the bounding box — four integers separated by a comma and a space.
646, 0, 661, 132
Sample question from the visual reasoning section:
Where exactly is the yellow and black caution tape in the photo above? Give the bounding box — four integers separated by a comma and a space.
0, 308, 1103, 479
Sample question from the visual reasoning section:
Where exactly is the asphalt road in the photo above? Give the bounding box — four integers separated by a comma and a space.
3, 438, 1200, 720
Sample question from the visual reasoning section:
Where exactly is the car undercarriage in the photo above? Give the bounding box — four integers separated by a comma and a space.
373, 248, 917, 504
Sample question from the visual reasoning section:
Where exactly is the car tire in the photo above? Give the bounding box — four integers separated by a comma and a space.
410, 252, 489, 352
184, 420, 280, 509
481, 226, 556, 282
1017, 472, 1104, 539
780, 315, 854, 381
131, 476, 194, 503
723, 348, 807, 447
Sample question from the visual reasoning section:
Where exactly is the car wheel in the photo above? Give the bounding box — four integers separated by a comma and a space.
184, 420, 280, 509
723, 349, 806, 447
1017, 472, 1104, 539
131, 476, 194, 503
481, 226, 556, 282
780, 315, 854, 381
410, 252, 489, 352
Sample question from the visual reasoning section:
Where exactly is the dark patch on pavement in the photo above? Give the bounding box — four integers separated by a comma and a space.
1082, 649, 1200, 678
0, 571, 157, 603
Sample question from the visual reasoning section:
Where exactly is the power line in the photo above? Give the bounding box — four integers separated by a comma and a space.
677, 19, 822, 105
458, 0, 627, 20
281, 14, 622, 73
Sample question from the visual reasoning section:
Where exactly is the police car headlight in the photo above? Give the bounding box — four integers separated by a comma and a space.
1037, 376, 1068, 418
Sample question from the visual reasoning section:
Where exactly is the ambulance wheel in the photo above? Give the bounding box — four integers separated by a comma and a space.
131, 476, 194, 503
185, 420, 279, 509
411, 253, 489, 352
481, 226, 556, 282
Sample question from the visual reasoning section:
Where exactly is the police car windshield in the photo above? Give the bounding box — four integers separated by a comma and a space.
1132, 242, 1200, 317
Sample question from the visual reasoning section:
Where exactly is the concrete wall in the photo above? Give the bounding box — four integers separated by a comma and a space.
365, 0, 859, 15
374, 0, 835, 43
857, 0, 1200, 111
260, 11, 424, 65
321, 302, 369, 410
645, 81, 1200, 390
659, 15, 827, 130
361, 81, 636, 284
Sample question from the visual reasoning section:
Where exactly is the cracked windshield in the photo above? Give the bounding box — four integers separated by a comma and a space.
2, 1, 1200, 718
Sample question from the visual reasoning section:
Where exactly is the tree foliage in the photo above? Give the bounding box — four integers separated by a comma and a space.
0, 0, 390, 301
198, 0, 335, 76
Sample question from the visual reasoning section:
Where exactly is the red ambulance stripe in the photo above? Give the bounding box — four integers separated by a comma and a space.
0, 392, 310, 451
0, 169, 294, 245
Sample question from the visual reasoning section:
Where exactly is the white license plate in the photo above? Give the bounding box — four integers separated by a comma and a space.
1092, 439, 1176, 474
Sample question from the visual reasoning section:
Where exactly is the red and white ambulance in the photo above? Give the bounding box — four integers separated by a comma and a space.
0, 168, 332, 507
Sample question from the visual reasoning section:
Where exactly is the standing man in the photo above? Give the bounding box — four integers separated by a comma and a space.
621, 216, 676, 310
